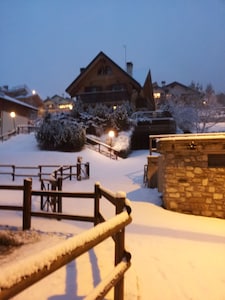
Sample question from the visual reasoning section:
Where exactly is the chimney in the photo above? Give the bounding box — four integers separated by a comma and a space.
126, 62, 133, 77
80, 67, 85, 73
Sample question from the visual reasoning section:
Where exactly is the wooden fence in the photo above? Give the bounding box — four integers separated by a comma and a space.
0, 125, 37, 142
0, 179, 132, 300
86, 136, 119, 159
0, 162, 90, 181
0, 129, 16, 142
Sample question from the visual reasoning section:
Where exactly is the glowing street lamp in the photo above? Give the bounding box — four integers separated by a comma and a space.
108, 130, 115, 159
10, 111, 16, 130
108, 130, 115, 147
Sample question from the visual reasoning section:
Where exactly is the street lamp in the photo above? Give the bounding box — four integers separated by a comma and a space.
10, 111, 16, 131
108, 130, 115, 146
108, 130, 115, 159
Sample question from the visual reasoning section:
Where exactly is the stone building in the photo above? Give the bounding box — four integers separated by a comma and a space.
151, 133, 225, 219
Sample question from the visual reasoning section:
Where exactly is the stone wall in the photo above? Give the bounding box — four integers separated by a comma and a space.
157, 135, 225, 219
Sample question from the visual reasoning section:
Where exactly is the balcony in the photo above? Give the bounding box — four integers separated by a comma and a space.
77, 90, 129, 104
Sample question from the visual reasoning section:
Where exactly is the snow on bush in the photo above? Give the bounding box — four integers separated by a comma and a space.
109, 105, 131, 131
0, 229, 40, 247
35, 113, 86, 151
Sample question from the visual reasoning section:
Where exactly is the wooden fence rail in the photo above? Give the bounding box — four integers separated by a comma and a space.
0, 129, 17, 142
0, 179, 132, 300
86, 136, 119, 159
0, 125, 37, 142
0, 163, 90, 181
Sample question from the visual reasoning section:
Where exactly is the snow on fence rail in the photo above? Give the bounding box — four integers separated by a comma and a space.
0, 129, 16, 142
0, 179, 132, 300
86, 135, 119, 159
0, 125, 37, 142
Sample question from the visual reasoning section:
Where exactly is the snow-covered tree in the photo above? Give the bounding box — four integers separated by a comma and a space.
109, 104, 131, 131
36, 114, 85, 151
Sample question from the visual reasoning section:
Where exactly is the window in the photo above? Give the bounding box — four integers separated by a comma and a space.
97, 66, 112, 75
208, 154, 225, 167
85, 86, 101, 93
111, 84, 124, 91
154, 92, 161, 99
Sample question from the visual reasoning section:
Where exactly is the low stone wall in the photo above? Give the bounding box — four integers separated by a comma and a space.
157, 134, 225, 219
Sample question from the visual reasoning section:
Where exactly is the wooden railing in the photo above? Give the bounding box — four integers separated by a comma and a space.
0, 163, 90, 181
0, 129, 16, 142
0, 125, 37, 142
0, 179, 132, 300
16, 124, 38, 134
86, 135, 119, 159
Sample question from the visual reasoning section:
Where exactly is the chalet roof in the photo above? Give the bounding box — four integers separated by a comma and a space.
0, 93, 38, 111
65, 51, 141, 96
142, 70, 155, 110
1, 84, 43, 107
164, 81, 200, 93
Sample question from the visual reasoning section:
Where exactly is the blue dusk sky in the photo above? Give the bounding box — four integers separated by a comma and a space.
0, 0, 225, 99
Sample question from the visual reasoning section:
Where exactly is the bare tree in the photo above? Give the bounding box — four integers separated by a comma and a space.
161, 83, 221, 133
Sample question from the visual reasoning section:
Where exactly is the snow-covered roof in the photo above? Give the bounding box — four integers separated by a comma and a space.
0, 93, 38, 110
158, 132, 225, 141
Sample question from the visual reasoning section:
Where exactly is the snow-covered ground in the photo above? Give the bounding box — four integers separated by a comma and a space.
0, 133, 225, 300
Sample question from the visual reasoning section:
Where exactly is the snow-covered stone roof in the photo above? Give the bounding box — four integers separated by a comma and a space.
158, 132, 225, 141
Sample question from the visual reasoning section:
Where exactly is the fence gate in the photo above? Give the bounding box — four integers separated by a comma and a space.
40, 178, 62, 212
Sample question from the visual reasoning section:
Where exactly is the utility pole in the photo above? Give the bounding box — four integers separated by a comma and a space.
123, 45, 127, 69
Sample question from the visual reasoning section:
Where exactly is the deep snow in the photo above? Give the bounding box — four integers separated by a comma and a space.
0, 133, 225, 300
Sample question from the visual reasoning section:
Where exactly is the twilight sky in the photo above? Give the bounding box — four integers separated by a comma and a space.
1, 0, 225, 99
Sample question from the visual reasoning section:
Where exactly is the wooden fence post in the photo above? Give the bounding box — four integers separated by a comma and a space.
85, 162, 90, 178
57, 177, 62, 214
69, 166, 72, 180
77, 163, 81, 180
12, 165, 15, 181
94, 182, 101, 226
114, 191, 126, 300
39, 166, 42, 181
23, 178, 32, 230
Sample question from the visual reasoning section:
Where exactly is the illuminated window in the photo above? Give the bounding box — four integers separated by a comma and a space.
154, 92, 161, 99
59, 104, 73, 110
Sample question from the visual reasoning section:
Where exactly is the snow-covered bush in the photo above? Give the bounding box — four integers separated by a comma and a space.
113, 130, 132, 158
109, 104, 131, 131
36, 114, 85, 151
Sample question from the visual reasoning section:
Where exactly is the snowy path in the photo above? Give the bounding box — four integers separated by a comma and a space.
0, 134, 225, 299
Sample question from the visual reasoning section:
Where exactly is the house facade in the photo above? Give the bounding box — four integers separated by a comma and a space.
66, 51, 155, 111
153, 81, 202, 108
0, 93, 38, 136
43, 95, 75, 114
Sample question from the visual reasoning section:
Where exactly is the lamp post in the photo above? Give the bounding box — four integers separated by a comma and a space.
108, 130, 115, 146
108, 130, 115, 159
10, 111, 16, 132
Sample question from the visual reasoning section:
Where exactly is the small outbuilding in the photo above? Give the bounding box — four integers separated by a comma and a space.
0, 93, 38, 136
153, 133, 225, 219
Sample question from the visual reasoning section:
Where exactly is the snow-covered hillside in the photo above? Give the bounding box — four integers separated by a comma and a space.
0, 133, 225, 300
